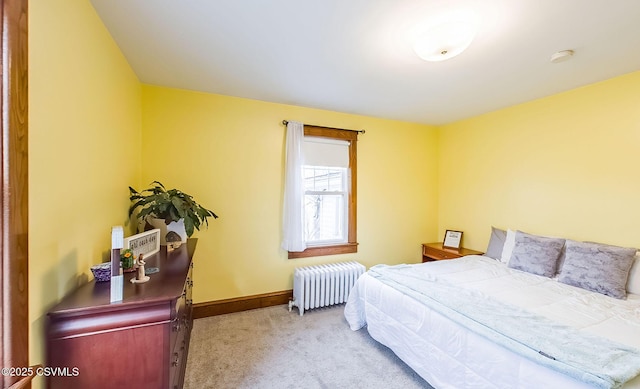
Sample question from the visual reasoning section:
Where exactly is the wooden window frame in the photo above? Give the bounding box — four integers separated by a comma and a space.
288, 125, 358, 259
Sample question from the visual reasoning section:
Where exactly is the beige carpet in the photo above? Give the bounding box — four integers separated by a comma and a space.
184, 304, 433, 389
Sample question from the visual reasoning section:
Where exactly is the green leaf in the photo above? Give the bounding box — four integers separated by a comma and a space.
184, 217, 195, 237
171, 197, 186, 218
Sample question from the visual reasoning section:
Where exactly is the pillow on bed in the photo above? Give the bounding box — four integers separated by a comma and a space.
499, 229, 516, 264
507, 231, 565, 277
558, 240, 636, 299
627, 253, 640, 295
554, 244, 567, 276
485, 227, 507, 260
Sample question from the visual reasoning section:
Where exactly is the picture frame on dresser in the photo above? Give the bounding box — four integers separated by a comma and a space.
443, 230, 463, 249
123, 228, 160, 258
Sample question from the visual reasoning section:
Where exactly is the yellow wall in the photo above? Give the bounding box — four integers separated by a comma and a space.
29, 0, 141, 380
438, 71, 640, 251
141, 85, 439, 302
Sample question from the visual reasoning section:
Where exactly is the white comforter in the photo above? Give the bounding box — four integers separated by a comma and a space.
344, 256, 640, 389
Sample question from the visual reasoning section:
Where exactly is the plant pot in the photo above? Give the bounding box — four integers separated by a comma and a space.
146, 217, 187, 245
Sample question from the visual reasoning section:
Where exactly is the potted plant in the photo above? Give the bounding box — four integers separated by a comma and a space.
128, 181, 218, 245
120, 248, 135, 272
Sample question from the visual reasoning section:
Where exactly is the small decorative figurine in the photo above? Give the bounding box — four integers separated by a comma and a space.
130, 253, 150, 284
166, 231, 182, 252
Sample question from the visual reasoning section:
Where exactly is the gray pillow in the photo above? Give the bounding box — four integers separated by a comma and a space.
507, 231, 565, 277
485, 226, 507, 260
558, 240, 636, 299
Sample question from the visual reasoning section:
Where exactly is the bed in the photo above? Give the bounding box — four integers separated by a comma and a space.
344, 230, 640, 389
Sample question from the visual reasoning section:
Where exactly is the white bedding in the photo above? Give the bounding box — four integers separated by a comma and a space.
344, 256, 640, 389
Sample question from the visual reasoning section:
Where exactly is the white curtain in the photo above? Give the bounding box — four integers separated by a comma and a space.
281, 121, 307, 252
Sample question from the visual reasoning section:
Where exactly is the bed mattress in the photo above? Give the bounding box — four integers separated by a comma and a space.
344, 256, 640, 389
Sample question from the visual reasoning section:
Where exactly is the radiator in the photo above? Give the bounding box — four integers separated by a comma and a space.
289, 261, 366, 316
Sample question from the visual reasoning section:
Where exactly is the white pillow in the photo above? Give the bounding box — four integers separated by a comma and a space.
500, 229, 516, 264
627, 253, 640, 295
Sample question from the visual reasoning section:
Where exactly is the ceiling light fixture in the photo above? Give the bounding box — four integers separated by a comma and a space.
413, 19, 477, 62
550, 49, 574, 63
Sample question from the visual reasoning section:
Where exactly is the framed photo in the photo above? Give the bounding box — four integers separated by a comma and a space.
123, 229, 161, 259
443, 230, 463, 249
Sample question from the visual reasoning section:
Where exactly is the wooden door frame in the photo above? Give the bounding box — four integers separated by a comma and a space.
1, 0, 29, 388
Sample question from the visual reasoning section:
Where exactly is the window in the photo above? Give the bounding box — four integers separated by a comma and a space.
288, 125, 358, 259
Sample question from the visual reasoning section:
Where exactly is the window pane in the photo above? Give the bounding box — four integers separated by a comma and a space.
328, 170, 344, 191
304, 193, 345, 243
315, 168, 329, 190
304, 166, 345, 192
302, 166, 348, 245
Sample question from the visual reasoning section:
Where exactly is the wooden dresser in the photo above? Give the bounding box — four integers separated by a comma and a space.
46, 240, 197, 389
422, 242, 483, 262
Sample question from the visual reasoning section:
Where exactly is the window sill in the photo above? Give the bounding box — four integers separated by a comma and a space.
288, 242, 358, 259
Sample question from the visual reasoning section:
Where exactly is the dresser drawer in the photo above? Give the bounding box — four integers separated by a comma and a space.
169, 343, 183, 388
423, 245, 461, 260
169, 265, 193, 389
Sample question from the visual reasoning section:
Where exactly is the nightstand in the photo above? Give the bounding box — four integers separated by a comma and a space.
422, 242, 484, 262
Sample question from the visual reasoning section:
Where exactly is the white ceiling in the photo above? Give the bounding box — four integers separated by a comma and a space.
90, 0, 640, 125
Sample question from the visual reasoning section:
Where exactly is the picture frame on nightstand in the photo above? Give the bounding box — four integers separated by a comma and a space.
443, 230, 463, 249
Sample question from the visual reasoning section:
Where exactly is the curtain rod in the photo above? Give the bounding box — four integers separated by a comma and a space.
282, 120, 365, 134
